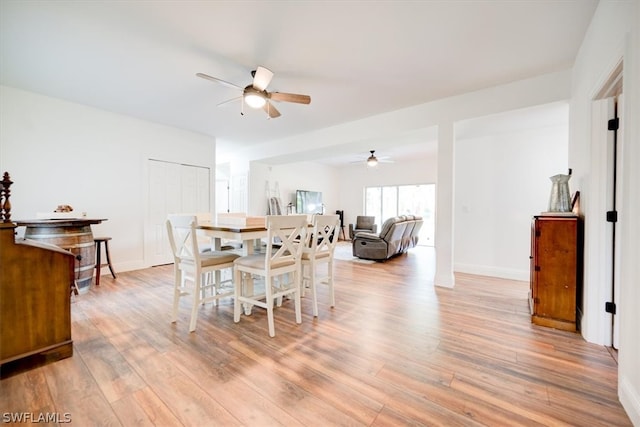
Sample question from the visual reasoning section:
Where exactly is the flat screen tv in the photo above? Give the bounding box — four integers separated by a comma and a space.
296, 190, 323, 214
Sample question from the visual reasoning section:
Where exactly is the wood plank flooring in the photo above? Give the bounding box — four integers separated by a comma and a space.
0, 244, 631, 426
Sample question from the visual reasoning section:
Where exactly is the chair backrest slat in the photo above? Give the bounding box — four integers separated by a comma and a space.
310, 214, 340, 256
265, 215, 308, 269
166, 214, 199, 262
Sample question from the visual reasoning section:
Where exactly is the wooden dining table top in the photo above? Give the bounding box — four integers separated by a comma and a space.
197, 222, 267, 233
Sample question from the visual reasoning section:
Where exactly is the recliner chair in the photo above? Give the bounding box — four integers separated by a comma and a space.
352, 215, 423, 260
348, 215, 377, 240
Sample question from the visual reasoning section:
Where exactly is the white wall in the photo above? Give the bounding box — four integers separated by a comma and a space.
247, 160, 340, 217
569, 1, 640, 424
0, 85, 216, 273
454, 122, 568, 281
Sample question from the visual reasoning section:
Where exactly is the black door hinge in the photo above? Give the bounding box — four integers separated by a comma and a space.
608, 118, 619, 131
605, 302, 617, 315
606, 211, 618, 223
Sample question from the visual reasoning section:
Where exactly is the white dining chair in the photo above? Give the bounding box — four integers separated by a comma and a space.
233, 215, 308, 337
301, 214, 340, 317
193, 212, 215, 252
166, 214, 239, 332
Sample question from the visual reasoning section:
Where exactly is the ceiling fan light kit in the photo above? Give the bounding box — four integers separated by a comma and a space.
243, 87, 266, 109
367, 150, 379, 167
196, 65, 310, 119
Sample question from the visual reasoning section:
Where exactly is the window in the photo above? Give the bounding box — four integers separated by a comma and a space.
364, 184, 435, 246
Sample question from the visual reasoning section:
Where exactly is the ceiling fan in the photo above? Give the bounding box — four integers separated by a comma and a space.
196, 66, 311, 119
363, 150, 394, 167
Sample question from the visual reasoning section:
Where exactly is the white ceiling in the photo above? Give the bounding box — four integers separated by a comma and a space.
0, 1, 597, 164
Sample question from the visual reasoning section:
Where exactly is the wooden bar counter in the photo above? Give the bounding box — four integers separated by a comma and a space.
16, 218, 106, 294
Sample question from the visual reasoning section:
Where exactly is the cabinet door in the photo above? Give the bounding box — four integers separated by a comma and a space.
534, 218, 577, 322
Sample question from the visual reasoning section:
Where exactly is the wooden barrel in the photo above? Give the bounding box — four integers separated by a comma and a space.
24, 225, 95, 294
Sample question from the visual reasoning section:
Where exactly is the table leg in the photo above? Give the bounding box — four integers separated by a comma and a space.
213, 237, 222, 289
244, 239, 254, 255
242, 237, 255, 315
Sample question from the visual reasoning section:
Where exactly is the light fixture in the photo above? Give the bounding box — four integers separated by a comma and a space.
244, 87, 266, 109
366, 150, 378, 167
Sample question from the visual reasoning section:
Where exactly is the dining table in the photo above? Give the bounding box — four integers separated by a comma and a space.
196, 221, 268, 255
196, 221, 269, 315
196, 219, 313, 315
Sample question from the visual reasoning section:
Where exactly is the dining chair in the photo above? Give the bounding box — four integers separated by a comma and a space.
166, 214, 239, 332
301, 214, 340, 317
233, 214, 308, 337
194, 212, 214, 252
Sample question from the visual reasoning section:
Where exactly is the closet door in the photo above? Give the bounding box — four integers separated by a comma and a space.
146, 160, 211, 266
230, 173, 248, 214
181, 165, 210, 214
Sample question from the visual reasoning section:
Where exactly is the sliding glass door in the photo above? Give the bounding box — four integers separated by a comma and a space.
364, 184, 435, 246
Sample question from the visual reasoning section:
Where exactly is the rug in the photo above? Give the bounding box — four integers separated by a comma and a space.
333, 242, 376, 264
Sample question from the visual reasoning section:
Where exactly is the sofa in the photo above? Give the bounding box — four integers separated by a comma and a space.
352, 215, 423, 261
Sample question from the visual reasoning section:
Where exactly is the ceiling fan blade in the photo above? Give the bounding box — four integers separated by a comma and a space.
263, 101, 281, 119
196, 73, 242, 90
269, 92, 311, 104
252, 66, 274, 91
217, 96, 242, 107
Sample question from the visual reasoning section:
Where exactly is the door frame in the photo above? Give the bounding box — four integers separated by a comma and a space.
591, 60, 624, 349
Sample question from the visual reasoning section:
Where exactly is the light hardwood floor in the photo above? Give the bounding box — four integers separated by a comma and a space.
0, 244, 632, 426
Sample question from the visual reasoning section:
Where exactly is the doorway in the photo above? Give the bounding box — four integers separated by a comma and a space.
593, 62, 624, 350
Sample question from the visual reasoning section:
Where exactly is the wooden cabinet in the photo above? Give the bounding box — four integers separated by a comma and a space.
529, 215, 584, 332
0, 223, 75, 377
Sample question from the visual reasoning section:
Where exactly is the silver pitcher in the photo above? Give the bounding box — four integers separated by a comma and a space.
548, 171, 572, 212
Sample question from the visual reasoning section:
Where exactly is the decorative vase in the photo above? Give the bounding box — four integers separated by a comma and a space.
548, 173, 572, 212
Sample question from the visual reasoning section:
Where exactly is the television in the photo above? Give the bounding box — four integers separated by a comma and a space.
295, 190, 323, 214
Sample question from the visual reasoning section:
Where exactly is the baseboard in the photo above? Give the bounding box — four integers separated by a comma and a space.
102, 260, 148, 274
454, 263, 529, 282
619, 376, 640, 426
97, 260, 175, 276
